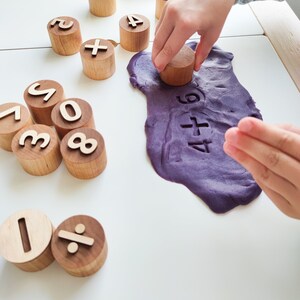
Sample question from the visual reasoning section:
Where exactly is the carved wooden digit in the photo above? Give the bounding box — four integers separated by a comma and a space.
24, 80, 65, 126
127, 14, 144, 28
50, 18, 74, 30
67, 132, 98, 155
0, 105, 21, 121
61, 128, 107, 179
59, 100, 82, 122
0, 103, 32, 151
119, 14, 150, 52
19, 130, 51, 149
28, 83, 56, 102
11, 124, 62, 176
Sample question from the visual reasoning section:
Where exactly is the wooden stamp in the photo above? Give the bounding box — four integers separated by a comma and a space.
51, 98, 95, 139
155, 0, 168, 19
60, 127, 107, 179
47, 16, 82, 56
159, 44, 195, 86
119, 14, 150, 52
80, 39, 115, 80
0, 102, 33, 151
23, 80, 65, 126
11, 124, 62, 176
0, 210, 54, 272
51, 215, 108, 277
89, 0, 116, 17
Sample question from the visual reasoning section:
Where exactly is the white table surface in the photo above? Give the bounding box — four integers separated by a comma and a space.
0, 33, 300, 300
0, 0, 263, 50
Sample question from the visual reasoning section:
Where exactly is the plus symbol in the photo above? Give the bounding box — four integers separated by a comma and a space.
180, 117, 209, 136
85, 39, 108, 56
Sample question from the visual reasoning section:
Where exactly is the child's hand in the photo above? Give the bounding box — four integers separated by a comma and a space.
152, 0, 235, 72
224, 117, 300, 219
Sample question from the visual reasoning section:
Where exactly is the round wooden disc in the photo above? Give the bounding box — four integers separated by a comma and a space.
119, 14, 150, 52
51, 98, 95, 139
60, 127, 107, 179
11, 124, 62, 176
51, 215, 108, 277
23, 80, 65, 125
0, 210, 54, 272
47, 16, 82, 56
160, 45, 195, 86
80, 39, 115, 80
0, 102, 33, 151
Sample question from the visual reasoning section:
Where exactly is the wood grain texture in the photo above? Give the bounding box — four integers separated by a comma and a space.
47, 16, 82, 56
60, 127, 107, 179
0, 102, 33, 151
160, 44, 195, 86
11, 124, 62, 176
155, 0, 168, 19
0, 210, 54, 272
119, 14, 150, 52
89, 0, 116, 17
51, 98, 95, 139
23, 80, 65, 125
51, 215, 107, 277
250, 1, 300, 91
80, 39, 115, 80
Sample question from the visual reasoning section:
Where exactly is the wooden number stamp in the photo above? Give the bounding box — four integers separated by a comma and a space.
119, 14, 150, 52
60, 127, 107, 179
0, 102, 33, 151
80, 39, 115, 80
47, 16, 82, 56
159, 44, 195, 86
11, 124, 62, 176
51, 98, 95, 139
88, 0, 116, 17
23, 80, 65, 126
155, 0, 168, 19
0, 210, 54, 272
51, 215, 108, 277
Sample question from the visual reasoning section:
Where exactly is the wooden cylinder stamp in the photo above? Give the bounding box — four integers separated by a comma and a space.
159, 44, 195, 86
51, 215, 108, 277
60, 127, 107, 179
119, 14, 150, 52
11, 124, 62, 176
47, 16, 82, 56
89, 0, 116, 17
80, 39, 115, 80
23, 80, 65, 126
0, 210, 54, 272
155, 0, 168, 19
0, 102, 33, 151
51, 98, 95, 139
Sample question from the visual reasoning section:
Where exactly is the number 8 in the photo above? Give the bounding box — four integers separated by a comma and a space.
67, 132, 98, 155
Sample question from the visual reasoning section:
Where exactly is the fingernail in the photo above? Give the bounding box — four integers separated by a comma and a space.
224, 127, 239, 144
238, 118, 253, 133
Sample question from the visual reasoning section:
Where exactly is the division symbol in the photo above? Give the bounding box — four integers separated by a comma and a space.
58, 223, 94, 254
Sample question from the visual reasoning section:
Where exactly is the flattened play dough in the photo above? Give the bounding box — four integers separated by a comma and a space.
127, 42, 262, 213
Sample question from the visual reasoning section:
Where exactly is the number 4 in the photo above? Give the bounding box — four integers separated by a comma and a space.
127, 15, 144, 28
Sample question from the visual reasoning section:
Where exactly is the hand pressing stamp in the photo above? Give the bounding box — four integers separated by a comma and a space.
80, 39, 115, 80
0, 102, 33, 151
47, 16, 82, 56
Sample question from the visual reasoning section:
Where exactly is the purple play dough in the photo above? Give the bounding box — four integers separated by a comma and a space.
127, 42, 262, 213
